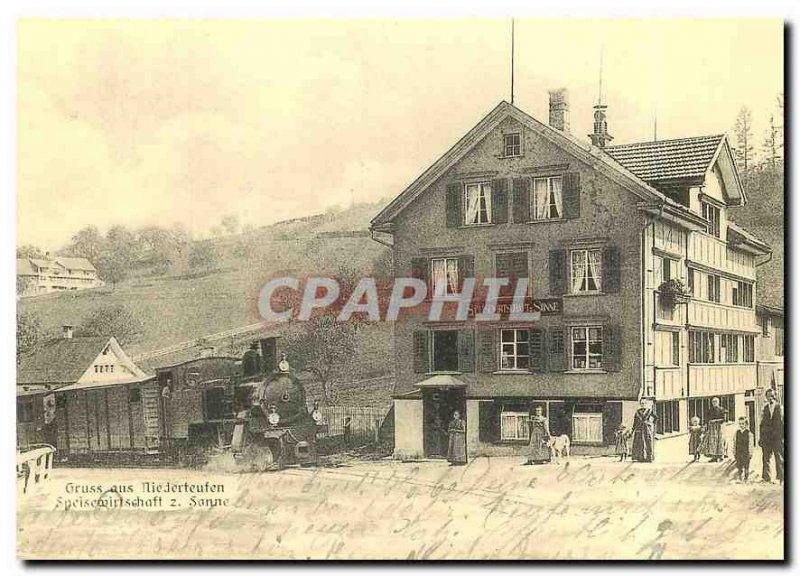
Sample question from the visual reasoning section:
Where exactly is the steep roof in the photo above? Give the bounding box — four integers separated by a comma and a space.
604, 135, 725, 183
55, 256, 96, 271
17, 336, 109, 385
370, 101, 706, 230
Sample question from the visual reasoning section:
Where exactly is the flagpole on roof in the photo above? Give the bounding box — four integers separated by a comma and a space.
510, 19, 515, 105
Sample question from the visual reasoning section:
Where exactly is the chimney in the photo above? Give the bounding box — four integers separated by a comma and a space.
63, 325, 74, 339
548, 89, 570, 133
589, 104, 614, 148
259, 337, 279, 374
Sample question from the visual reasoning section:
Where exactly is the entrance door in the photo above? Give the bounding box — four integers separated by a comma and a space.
422, 387, 466, 457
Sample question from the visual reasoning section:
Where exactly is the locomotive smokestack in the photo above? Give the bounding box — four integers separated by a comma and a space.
259, 337, 278, 374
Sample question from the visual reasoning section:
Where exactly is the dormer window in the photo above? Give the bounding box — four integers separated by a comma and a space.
503, 133, 522, 158
702, 201, 721, 238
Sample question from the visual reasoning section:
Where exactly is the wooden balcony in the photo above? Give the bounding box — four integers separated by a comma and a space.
687, 300, 759, 332
654, 367, 683, 399
688, 233, 756, 280
688, 364, 757, 396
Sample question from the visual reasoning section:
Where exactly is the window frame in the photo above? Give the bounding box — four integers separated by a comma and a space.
499, 410, 530, 441
702, 201, 721, 238
571, 412, 604, 444
499, 328, 531, 371
17, 399, 35, 423
463, 182, 493, 226
570, 325, 604, 371
431, 329, 460, 373
656, 400, 681, 435
529, 175, 563, 221
430, 257, 460, 298
569, 248, 603, 294
502, 132, 522, 158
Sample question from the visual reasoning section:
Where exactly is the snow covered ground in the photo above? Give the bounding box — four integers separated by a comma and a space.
17, 448, 783, 560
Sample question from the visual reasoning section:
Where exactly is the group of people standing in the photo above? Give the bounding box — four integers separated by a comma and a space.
444, 390, 783, 482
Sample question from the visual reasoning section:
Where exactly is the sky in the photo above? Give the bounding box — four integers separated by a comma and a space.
17, 19, 783, 249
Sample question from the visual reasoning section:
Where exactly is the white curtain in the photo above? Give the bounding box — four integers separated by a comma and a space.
551, 177, 563, 218
432, 259, 447, 297
480, 184, 492, 223
446, 259, 459, 294
533, 179, 548, 220
588, 250, 601, 290
571, 251, 586, 293
465, 185, 480, 224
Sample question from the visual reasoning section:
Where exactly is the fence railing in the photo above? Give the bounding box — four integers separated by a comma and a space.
17, 444, 56, 495
319, 406, 388, 438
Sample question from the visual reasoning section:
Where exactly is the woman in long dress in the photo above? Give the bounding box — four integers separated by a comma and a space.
631, 398, 657, 462
446, 410, 467, 465
526, 405, 551, 465
702, 397, 728, 462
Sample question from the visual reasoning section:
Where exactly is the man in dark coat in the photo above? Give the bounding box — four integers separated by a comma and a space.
759, 388, 784, 484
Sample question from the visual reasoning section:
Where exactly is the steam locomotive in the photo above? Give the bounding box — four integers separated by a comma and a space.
228, 349, 320, 471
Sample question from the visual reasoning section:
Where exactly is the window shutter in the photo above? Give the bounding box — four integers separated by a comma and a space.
529, 328, 546, 373
549, 249, 567, 295
478, 329, 497, 373
492, 178, 509, 224
602, 246, 621, 294
548, 328, 567, 372
602, 401, 623, 445
410, 257, 429, 291
603, 324, 622, 372
548, 401, 569, 436
478, 401, 499, 443
413, 331, 429, 374
562, 172, 581, 219
513, 252, 529, 287
458, 330, 475, 373
512, 177, 530, 223
458, 255, 474, 290
446, 182, 463, 228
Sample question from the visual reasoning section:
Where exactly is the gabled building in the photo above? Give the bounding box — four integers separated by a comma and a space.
371, 93, 772, 458
16, 326, 150, 450
17, 255, 104, 296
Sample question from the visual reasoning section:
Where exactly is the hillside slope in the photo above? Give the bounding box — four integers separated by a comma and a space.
19, 200, 393, 362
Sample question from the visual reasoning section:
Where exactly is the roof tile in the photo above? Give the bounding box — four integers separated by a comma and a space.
605, 134, 725, 182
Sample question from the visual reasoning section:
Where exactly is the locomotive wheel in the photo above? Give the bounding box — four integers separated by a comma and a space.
238, 443, 274, 473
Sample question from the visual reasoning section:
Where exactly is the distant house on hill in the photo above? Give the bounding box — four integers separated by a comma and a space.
16, 326, 149, 450
17, 254, 104, 296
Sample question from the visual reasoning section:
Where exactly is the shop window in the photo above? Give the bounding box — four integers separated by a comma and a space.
656, 400, 680, 434
688, 395, 735, 424
572, 412, 603, 444
500, 411, 529, 441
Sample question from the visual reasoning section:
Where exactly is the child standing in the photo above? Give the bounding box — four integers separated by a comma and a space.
614, 423, 630, 462
688, 416, 703, 462
734, 416, 754, 482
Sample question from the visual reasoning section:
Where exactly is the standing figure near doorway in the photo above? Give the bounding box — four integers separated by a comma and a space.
526, 405, 551, 465
759, 388, 784, 484
446, 410, 467, 465
702, 396, 728, 463
631, 398, 656, 462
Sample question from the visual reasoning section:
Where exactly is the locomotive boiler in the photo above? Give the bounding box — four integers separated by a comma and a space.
228, 350, 320, 472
